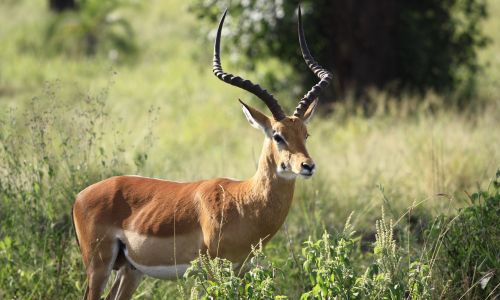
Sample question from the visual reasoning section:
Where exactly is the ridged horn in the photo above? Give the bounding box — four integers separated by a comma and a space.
293, 6, 333, 118
213, 9, 286, 121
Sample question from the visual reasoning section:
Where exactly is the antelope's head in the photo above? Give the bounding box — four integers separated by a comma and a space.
213, 7, 333, 179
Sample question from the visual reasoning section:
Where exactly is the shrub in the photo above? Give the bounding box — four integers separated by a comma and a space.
182, 243, 284, 299
301, 212, 432, 299
300, 216, 360, 299
429, 170, 500, 299
183, 212, 433, 299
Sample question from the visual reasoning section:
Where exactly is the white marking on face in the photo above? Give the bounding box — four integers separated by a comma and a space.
276, 167, 298, 180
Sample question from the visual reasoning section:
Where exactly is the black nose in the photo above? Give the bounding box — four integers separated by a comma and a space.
301, 162, 315, 172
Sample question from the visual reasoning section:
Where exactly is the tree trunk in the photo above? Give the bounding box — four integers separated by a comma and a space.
48, 0, 77, 12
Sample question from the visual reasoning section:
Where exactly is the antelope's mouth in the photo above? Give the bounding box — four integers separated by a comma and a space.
299, 171, 314, 179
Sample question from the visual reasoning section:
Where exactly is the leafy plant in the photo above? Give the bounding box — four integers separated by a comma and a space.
182, 243, 284, 299
300, 215, 361, 299
301, 211, 432, 299
429, 170, 500, 299
183, 213, 433, 299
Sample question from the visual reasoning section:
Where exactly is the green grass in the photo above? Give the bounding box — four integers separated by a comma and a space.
0, 0, 499, 299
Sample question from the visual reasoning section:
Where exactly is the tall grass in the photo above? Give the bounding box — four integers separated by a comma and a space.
0, 80, 159, 298
179, 177, 499, 299
1, 83, 497, 298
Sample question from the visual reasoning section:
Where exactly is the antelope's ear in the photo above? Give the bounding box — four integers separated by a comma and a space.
302, 98, 319, 124
239, 99, 272, 136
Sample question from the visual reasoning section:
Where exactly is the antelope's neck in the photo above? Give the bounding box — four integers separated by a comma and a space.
246, 137, 296, 222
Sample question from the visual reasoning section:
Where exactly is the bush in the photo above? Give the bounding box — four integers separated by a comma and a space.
182, 243, 284, 299
429, 170, 500, 299
301, 212, 432, 299
300, 216, 360, 299
183, 212, 433, 299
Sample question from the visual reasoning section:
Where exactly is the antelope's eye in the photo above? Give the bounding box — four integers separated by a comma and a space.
273, 134, 285, 144
306, 133, 310, 140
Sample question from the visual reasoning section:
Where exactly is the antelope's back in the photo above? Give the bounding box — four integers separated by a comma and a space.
72, 176, 204, 235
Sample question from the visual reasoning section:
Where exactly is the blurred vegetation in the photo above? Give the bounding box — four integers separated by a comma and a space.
190, 0, 489, 106
45, 0, 138, 60
0, 0, 499, 299
48, 0, 76, 12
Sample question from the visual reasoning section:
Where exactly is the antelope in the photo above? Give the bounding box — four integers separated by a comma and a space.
72, 7, 332, 300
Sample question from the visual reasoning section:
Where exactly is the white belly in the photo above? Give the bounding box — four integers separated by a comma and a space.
116, 229, 203, 279
124, 248, 190, 279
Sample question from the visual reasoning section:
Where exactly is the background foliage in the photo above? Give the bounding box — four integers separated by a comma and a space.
190, 0, 489, 105
45, 0, 138, 59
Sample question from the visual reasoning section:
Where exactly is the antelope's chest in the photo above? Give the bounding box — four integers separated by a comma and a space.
210, 207, 289, 262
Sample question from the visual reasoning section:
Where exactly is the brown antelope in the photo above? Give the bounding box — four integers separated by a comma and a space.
72, 7, 332, 300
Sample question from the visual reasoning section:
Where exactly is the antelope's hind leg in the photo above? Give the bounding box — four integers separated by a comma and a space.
84, 238, 120, 300
105, 263, 143, 300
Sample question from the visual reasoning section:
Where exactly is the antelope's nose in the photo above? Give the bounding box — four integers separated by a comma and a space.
301, 162, 315, 174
